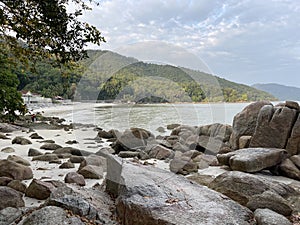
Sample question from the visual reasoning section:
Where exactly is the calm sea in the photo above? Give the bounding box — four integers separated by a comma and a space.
50, 102, 251, 134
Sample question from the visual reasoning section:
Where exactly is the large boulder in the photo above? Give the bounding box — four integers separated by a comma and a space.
17, 206, 85, 225
105, 156, 254, 225
0, 207, 23, 225
254, 208, 292, 225
209, 171, 297, 215
112, 128, 154, 153
0, 186, 25, 210
250, 104, 298, 149
148, 145, 174, 160
25, 179, 56, 200
0, 159, 33, 180
78, 155, 106, 171
246, 190, 292, 216
230, 101, 272, 150
64, 172, 85, 186
46, 186, 116, 223
78, 165, 103, 179
279, 158, 300, 180
217, 148, 288, 173
286, 114, 300, 155
7, 155, 31, 166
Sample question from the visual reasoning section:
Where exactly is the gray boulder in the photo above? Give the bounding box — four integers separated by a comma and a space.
46, 186, 117, 223
118, 151, 140, 158
230, 101, 272, 150
0, 159, 33, 180
254, 208, 292, 225
78, 165, 103, 179
250, 105, 297, 149
79, 155, 106, 171
148, 145, 174, 160
59, 161, 75, 169
169, 158, 199, 175
0, 186, 24, 210
29, 132, 43, 139
247, 190, 292, 216
53, 147, 92, 156
290, 155, 300, 168
64, 172, 85, 186
18, 206, 84, 225
32, 154, 59, 162
286, 114, 300, 155
7, 155, 31, 166
25, 179, 55, 200
7, 180, 27, 193
28, 148, 43, 156
217, 148, 287, 173
69, 155, 85, 163
112, 128, 154, 153
40, 143, 62, 150
0, 177, 13, 186
12, 136, 32, 145
0, 207, 23, 225
209, 171, 296, 215
279, 158, 300, 180
105, 155, 254, 225
1, 147, 15, 153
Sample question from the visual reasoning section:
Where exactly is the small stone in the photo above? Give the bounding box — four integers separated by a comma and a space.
40, 143, 62, 150
32, 154, 60, 162
1, 147, 15, 153
59, 161, 75, 169
29, 133, 44, 139
28, 148, 43, 157
12, 136, 32, 145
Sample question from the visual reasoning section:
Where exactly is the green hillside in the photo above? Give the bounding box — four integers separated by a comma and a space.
18, 50, 276, 103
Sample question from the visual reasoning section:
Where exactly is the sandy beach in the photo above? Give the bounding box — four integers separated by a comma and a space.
0, 126, 110, 207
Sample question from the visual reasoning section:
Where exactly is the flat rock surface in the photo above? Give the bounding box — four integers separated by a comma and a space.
217, 148, 287, 173
106, 156, 254, 225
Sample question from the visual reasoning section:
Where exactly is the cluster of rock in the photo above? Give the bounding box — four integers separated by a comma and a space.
0, 130, 118, 224
98, 124, 231, 175
1, 100, 300, 224
220, 100, 300, 180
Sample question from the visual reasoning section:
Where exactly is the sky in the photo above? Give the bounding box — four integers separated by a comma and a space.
76, 0, 300, 88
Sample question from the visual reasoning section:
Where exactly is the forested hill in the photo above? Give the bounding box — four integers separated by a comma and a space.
20, 50, 276, 103
252, 83, 300, 101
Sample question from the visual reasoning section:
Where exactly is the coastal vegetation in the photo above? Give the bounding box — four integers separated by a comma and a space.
0, 0, 105, 121
17, 50, 276, 103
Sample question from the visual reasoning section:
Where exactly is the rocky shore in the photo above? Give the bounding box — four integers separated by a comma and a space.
0, 101, 300, 224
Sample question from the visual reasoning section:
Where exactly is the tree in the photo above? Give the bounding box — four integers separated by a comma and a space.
0, 0, 105, 65
0, 0, 105, 121
0, 47, 24, 122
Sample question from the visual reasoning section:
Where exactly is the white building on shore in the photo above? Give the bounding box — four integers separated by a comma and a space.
21, 91, 52, 104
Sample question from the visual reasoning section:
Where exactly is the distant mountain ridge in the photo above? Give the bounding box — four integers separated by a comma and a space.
252, 83, 300, 101
20, 49, 276, 103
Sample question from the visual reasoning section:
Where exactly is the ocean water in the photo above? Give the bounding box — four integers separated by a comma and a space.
40, 102, 251, 134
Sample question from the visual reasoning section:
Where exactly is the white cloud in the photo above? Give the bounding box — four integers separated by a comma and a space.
79, 0, 300, 87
